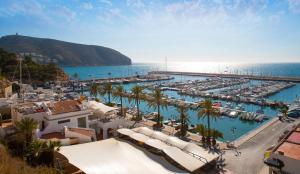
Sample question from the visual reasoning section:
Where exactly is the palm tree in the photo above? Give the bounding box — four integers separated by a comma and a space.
15, 117, 38, 147
210, 129, 223, 147
279, 105, 289, 120
195, 124, 208, 145
90, 83, 99, 98
99, 83, 113, 104
129, 85, 144, 120
27, 140, 61, 166
147, 88, 168, 127
197, 99, 220, 142
177, 106, 189, 138
44, 140, 61, 167
26, 140, 46, 166
113, 85, 125, 116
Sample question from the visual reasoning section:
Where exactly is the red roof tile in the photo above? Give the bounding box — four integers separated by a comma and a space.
287, 132, 300, 145
41, 132, 65, 139
49, 100, 81, 114
276, 142, 300, 160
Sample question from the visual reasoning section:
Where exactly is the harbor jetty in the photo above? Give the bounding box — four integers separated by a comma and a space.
149, 71, 300, 82
78, 74, 174, 84
64, 75, 174, 93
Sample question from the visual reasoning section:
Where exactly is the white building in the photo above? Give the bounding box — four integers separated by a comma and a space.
11, 100, 128, 143
11, 100, 91, 133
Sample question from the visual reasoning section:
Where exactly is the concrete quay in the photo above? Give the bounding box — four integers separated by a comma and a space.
150, 71, 300, 82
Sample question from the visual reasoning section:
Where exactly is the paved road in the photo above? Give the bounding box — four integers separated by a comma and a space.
223, 119, 300, 174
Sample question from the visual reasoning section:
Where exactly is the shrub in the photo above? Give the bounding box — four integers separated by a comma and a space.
0, 145, 57, 174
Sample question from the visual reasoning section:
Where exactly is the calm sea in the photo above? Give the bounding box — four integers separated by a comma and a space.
63, 62, 300, 80
63, 62, 300, 141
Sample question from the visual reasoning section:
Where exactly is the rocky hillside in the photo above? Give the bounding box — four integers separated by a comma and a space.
0, 35, 132, 66
0, 48, 68, 84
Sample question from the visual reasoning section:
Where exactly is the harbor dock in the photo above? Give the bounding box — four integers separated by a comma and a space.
78, 74, 174, 84
149, 71, 300, 82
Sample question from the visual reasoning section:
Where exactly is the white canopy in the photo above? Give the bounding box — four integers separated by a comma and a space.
151, 131, 169, 142
183, 143, 219, 162
117, 128, 135, 136
145, 139, 170, 150
87, 101, 117, 118
166, 137, 189, 150
116, 127, 220, 171
136, 127, 155, 136
163, 146, 205, 172
130, 133, 151, 143
59, 138, 185, 174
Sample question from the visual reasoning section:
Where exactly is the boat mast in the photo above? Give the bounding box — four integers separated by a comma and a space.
165, 56, 168, 72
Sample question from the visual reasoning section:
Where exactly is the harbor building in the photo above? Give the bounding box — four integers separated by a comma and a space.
11, 99, 129, 144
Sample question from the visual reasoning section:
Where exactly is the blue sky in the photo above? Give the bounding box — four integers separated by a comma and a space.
0, 0, 300, 63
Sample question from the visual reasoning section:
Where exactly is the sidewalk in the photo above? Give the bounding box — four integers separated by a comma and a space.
233, 117, 279, 147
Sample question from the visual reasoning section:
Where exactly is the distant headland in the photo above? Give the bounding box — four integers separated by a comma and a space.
0, 34, 132, 66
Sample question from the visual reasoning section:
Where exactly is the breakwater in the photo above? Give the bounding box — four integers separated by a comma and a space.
150, 71, 300, 82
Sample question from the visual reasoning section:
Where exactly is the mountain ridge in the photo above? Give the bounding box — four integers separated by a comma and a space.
0, 35, 132, 66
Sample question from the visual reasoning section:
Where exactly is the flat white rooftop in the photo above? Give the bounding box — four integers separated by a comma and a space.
59, 138, 186, 174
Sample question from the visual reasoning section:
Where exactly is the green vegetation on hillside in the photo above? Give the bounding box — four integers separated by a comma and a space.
0, 35, 132, 66
0, 145, 57, 174
0, 48, 67, 84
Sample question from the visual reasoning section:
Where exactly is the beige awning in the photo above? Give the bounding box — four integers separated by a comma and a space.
136, 127, 155, 136
183, 143, 219, 162
145, 139, 170, 150
163, 146, 205, 172
130, 133, 151, 143
87, 101, 117, 118
151, 131, 169, 142
117, 128, 135, 136
166, 137, 189, 149
59, 138, 185, 174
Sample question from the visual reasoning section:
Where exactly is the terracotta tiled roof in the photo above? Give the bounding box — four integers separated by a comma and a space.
276, 142, 300, 160
275, 125, 300, 161
41, 132, 65, 139
49, 100, 81, 114
287, 132, 300, 145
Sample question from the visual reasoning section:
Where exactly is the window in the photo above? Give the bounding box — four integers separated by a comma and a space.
58, 119, 70, 124
77, 117, 86, 128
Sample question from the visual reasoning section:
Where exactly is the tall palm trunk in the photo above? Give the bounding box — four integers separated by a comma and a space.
136, 99, 140, 119
157, 103, 161, 126
25, 134, 32, 147
108, 92, 111, 103
207, 114, 211, 139
120, 96, 123, 116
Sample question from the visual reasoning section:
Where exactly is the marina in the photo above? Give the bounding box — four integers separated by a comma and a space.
78, 74, 174, 84
150, 71, 300, 82
2, 1, 300, 173
61, 64, 300, 141
143, 78, 294, 107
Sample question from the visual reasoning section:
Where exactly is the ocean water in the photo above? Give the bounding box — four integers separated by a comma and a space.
63, 62, 300, 141
64, 62, 300, 79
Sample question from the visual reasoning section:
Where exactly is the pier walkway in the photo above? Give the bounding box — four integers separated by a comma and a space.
150, 71, 300, 82
78, 74, 174, 84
